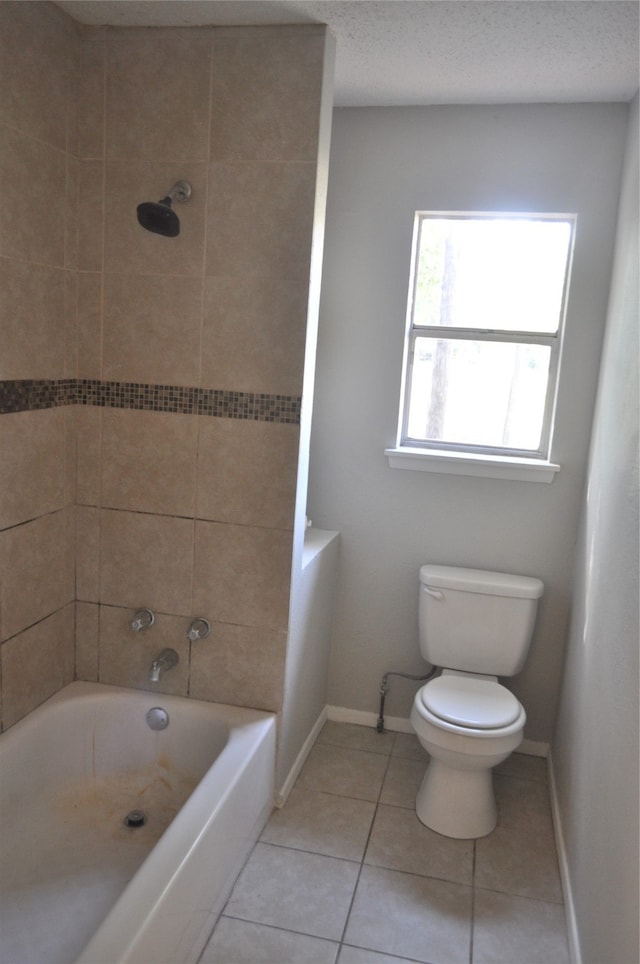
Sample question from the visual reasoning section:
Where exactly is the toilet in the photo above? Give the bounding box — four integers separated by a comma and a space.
410, 564, 543, 839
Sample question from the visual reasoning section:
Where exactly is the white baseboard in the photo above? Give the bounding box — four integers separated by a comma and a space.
519, 738, 549, 757
276, 706, 328, 807
326, 706, 551, 758
326, 704, 414, 733
548, 750, 582, 964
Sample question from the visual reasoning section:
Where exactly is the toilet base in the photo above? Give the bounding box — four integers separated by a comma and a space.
416, 758, 497, 839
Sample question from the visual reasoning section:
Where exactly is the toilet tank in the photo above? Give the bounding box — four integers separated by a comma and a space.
419, 565, 544, 676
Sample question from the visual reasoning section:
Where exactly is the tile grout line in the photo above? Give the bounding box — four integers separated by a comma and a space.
335, 731, 398, 957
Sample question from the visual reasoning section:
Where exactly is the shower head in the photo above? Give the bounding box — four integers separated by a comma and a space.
136, 180, 192, 238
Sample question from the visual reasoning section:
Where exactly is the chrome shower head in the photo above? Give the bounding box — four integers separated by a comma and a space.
136, 180, 192, 238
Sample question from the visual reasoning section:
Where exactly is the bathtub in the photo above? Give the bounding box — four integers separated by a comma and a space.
0, 681, 276, 964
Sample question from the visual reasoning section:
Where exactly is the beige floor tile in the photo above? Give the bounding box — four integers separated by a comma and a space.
365, 804, 474, 885
344, 865, 472, 963
318, 721, 395, 756
473, 888, 569, 963
296, 744, 389, 802
261, 788, 376, 861
494, 751, 548, 784
391, 731, 429, 761
201, 917, 339, 964
475, 823, 563, 903
225, 843, 359, 942
338, 947, 417, 964
379, 755, 426, 810
494, 774, 555, 834
211, 725, 568, 964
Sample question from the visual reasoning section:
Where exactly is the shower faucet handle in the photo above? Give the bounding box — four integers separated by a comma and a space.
130, 608, 155, 631
187, 617, 211, 641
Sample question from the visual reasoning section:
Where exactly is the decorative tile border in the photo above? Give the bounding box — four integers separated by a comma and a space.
0, 379, 76, 414
0, 379, 301, 424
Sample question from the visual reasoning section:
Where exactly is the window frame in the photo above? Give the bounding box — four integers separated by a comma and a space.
391, 211, 576, 475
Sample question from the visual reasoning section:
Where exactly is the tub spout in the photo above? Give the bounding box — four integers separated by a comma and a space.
148, 648, 179, 682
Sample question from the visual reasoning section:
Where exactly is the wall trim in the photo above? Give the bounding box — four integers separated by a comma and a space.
548, 749, 583, 964
327, 704, 414, 733
327, 705, 551, 758
276, 705, 327, 807
519, 738, 549, 757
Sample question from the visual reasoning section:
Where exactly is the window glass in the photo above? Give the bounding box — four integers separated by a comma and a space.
399, 212, 575, 459
412, 217, 572, 333
406, 337, 552, 450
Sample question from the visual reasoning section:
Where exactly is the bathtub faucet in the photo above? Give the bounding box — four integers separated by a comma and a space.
148, 648, 179, 682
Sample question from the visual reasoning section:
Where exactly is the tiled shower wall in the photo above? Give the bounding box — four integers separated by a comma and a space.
0, 2, 330, 730
0, 2, 78, 729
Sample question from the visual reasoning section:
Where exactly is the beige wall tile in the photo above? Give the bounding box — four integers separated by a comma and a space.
1, 606, 74, 729
64, 408, 77, 506
98, 604, 189, 695
104, 161, 207, 277
189, 621, 286, 711
106, 28, 212, 163
0, 2, 77, 151
0, 510, 73, 641
201, 276, 306, 394
66, 154, 80, 271
78, 28, 105, 160
102, 273, 203, 385
193, 521, 293, 631
76, 406, 102, 506
76, 506, 100, 602
196, 418, 298, 528
0, 126, 67, 267
63, 504, 76, 603
0, 15, 325, 719
99, 509, 194, 615
206, 162, 316, 282
0, 258, 66, 380
76, 601, 99, 681
0, 410, 67, 529
101, 409, 198, 516
65, 270, 78, 378
78, 160, 105, 272
211, 27, 324, 162
77, 272, 103, 379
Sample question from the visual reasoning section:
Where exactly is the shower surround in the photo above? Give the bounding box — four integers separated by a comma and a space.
0, 3, 333, 738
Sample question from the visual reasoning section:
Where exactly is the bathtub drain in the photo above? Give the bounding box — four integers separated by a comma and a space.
124, 809, 147, 828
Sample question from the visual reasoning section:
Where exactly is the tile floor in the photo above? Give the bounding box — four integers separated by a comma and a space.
200, 722, 570, 964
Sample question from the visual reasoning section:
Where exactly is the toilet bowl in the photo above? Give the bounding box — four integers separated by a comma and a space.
410, 671, 526, 838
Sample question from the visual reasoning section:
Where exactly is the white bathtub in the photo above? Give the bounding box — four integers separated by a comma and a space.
0, 681, 276, 964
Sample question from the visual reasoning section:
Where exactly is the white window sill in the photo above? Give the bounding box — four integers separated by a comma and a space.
384, 447, 560, 483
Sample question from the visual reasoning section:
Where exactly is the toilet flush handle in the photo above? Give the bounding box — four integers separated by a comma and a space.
423, 586, 444, 600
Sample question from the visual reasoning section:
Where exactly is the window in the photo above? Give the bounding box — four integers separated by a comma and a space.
387, 212, 575, 481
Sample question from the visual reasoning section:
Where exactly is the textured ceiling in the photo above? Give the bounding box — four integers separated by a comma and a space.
55, 0, 640, 106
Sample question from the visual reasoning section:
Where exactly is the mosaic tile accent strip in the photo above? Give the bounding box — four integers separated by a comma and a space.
0, 379, 76, 414
0, 379, 301, 424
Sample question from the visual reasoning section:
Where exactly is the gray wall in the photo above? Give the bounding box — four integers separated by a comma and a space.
309, 104, 628, 743
552, 96, 638, 964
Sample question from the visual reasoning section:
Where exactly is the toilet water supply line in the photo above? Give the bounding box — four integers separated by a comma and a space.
376, 667, 438, 733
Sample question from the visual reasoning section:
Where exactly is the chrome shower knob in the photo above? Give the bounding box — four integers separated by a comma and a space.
130, 608, 155, 631
187, 617, 211, 641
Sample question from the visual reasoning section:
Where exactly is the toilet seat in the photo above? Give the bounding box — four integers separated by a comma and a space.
420, 675, 521, 730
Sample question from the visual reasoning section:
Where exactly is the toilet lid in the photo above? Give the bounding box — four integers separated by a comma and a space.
420, 676, 521, 729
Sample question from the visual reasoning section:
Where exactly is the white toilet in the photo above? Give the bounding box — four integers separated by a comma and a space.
410, 564, 543, 839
